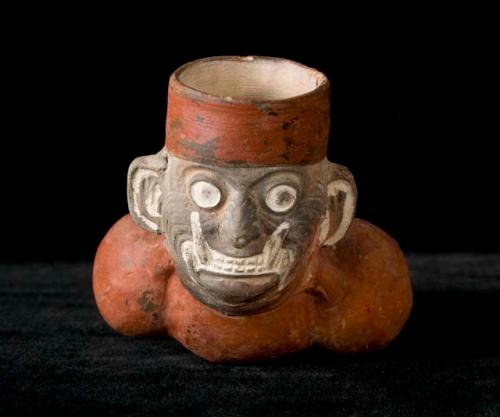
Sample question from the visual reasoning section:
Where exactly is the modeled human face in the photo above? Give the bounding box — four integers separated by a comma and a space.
161, 155, 327, 315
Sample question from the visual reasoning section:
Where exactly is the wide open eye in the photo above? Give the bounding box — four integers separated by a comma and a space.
265, 184, 297, 213
190, 180, 221, 209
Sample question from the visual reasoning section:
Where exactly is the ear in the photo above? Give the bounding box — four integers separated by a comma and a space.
318, 162, 357, 247
127, 148, 168, 233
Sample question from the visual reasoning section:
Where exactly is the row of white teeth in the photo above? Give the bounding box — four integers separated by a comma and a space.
200, 249, 293, 274
186, 212, 294, 276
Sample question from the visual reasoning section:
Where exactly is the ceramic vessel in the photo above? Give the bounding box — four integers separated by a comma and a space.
93, 56, 412, 362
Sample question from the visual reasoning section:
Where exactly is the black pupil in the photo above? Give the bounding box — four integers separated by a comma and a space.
277, 190, 293, 205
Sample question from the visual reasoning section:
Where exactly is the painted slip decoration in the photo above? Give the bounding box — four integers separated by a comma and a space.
93, 56, 412, 362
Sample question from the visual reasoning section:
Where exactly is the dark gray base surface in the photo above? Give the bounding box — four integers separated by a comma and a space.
1, 254, 499, 417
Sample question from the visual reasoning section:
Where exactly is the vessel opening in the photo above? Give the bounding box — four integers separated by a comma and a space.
176, 56, 327, 101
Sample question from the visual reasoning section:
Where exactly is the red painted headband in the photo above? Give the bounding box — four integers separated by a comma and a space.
165, 56, 330, 166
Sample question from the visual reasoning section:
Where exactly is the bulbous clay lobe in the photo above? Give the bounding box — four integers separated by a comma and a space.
93, 215, 412, 362
315, 219, 413, 352
93, 215, 173, 336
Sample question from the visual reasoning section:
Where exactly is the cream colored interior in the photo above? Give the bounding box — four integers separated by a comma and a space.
177, 57, 326, 100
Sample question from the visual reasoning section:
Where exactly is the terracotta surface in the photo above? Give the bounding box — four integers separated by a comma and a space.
93, 215, 412, 362
166, 57, 330, 166
95, 56, 412, 362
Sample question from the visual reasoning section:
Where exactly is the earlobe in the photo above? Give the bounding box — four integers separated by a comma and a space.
319, 163, 357, 247
127, 148, 168, 233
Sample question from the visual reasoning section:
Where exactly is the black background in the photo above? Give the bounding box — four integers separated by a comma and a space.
2, 12, 498, 260
1, 9, 499, 417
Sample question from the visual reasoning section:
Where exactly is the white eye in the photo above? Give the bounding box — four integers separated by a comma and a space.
190, 181, 221, 209
265, 184, 297, 213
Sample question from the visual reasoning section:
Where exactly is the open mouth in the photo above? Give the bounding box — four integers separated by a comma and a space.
181, 212, 295, 303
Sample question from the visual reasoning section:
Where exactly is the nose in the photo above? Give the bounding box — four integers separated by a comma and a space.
233, 232, 259, 249
221, 193, 260, 250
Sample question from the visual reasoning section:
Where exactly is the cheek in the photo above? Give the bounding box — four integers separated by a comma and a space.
286, 198, 326, 246
199, 214, 220, 236
163, 190, 191, 219
257, 209, 286, 236
162, 191, 193, 246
